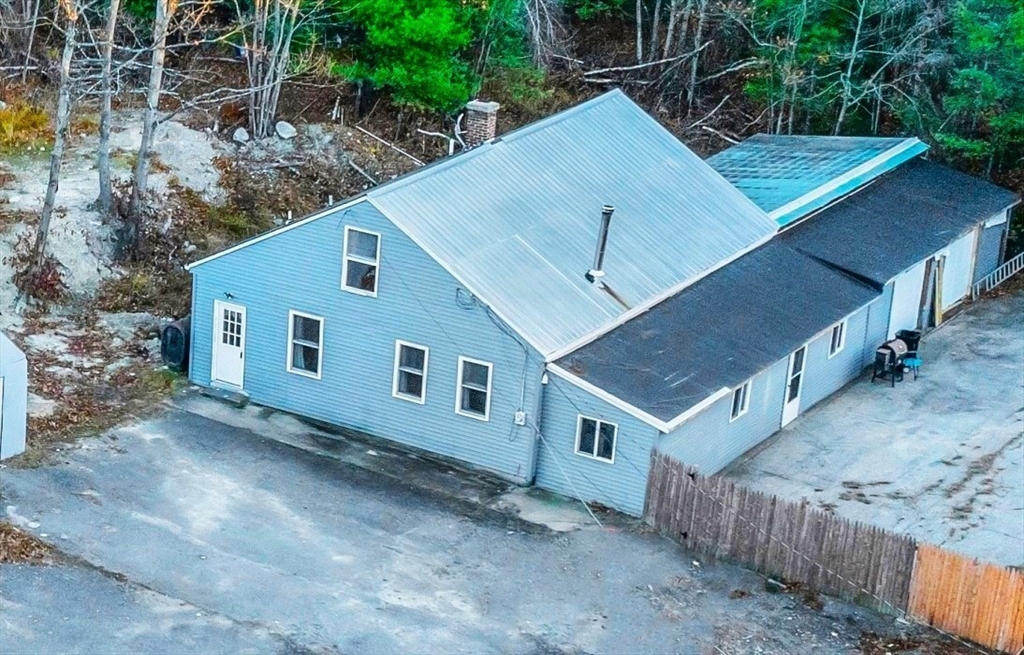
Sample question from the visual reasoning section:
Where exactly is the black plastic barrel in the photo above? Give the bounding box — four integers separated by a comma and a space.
161, 315, 191, 373
895, 329, 922, 354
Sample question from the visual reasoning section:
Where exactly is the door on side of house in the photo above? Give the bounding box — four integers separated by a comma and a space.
211, 300, 246, 388
781, 345, 807, 428
889, 259, 927, 339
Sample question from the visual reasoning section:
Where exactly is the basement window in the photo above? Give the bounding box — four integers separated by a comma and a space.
456, 357, 492, 421
829, 320, 847, 358
287, 311, 324, 379
342, 226, 380, 296
393, 341, 429, 403
730, 379, 751, 422
575, 416, 616, 463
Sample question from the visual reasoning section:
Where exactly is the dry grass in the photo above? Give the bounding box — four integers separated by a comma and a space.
0, 521, 52, 564
0, 102, 51, 154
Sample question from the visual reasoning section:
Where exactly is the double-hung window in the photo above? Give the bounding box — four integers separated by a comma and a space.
828, 320, 847, 358
342, 226, 381, 296
456, 356, 492, 421
287, 311, 324, 379
730, 379, 751, 422
575, 416, 616, 463
393, 341, 429, 403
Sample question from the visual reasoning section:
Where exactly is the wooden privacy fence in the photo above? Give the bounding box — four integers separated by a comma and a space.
645, 453, 1024, 653
645, 453, 918, 612
908, 544, 1024, 654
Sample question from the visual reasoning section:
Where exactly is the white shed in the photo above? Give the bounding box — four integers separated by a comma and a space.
0, 332, 27, 460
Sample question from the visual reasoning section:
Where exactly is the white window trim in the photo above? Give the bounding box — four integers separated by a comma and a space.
828, 320, 847, 359
286, 310, 325, 380
392, 340, 429, 404
341, 226, 382, 297
729, 379, 752, 422
455, 356, 493, 422
574, 414, 617, 464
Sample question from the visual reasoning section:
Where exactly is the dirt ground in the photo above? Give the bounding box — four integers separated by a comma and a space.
725, 291, 1024, 568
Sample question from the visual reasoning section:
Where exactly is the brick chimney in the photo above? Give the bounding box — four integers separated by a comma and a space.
463, 100, 500, 148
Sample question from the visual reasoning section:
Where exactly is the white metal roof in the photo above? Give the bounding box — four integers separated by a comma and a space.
367, 90, 777, 357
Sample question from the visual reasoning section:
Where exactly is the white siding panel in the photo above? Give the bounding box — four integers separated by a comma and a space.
940, 230, 976, 310
888, 260, 926, 339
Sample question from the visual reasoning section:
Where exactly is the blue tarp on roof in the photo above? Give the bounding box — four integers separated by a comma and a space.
707, 135, 928, 226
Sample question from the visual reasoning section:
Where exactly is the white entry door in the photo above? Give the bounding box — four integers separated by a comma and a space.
781, 345, 807, 427
212, 300, 246, 388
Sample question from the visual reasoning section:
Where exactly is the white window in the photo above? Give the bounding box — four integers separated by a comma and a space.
828, 320, 847, 358
392, 341, 429, 403
730, 379, 751, 422
455, 356, 492, 421
575, 415, 617, 463
342, 226, 381, 296
286, 311, 324, 379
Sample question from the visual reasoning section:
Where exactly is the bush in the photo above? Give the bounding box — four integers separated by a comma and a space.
0, 103, 51, 153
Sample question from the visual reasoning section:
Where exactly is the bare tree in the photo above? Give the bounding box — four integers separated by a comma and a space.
125, 0, 174, 246
232, 0, 307, 139
96, 0, 121, 216
30, 0, 78, 277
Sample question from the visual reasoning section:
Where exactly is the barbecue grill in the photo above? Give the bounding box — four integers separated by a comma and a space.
871, 338, 908, 386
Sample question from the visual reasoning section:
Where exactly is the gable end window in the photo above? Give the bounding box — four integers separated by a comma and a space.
730, 379, 751, 422
342, 226, 381, 296
828, 320, 847, 358
287, 311, 324, 379
393, 341, 429, 403
456, 356, 492, 421
575, 416, 616, 463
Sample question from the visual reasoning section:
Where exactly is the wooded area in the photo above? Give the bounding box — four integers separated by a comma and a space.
1, 0, 1022, 296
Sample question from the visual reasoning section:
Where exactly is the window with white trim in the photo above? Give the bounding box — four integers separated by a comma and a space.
287, 311, 324, 378
342, 226, 380, 295
575, 416, 616, 463
730, 379, 751, 422
828, 320, 847, 358
456, 357, 492, 421
392, 341, 428, 403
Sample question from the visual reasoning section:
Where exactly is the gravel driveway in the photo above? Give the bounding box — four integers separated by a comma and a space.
0, 407, 958, 654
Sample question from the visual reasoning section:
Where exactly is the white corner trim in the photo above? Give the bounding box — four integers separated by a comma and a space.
545, 231, 776, 363
185, 197, 369, 271
768, 138, 926, 222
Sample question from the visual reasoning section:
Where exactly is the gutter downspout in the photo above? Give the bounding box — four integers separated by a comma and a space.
524, 368, 548, 485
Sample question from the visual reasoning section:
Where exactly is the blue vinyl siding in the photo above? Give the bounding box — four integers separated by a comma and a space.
657, 358, 789, 475
863, 285, 893, 367
189, 200, 543, 482
535, 376, 659, 516
799, 304, 870, 410
657, 298, 880, 477
974, 218, 1007, 283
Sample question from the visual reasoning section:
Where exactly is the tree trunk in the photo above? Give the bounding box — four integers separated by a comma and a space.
32, 0, 77, 275
21, 0, 41, 82
685, 0, 708, 110
96, 0, 122, 217
834, 0, 866, 135
635, 0, 644, 63
126, 0, 172, 251
647, 0, 662, 62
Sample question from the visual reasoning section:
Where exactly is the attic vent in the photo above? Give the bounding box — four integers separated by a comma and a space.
586, 205, 615, 283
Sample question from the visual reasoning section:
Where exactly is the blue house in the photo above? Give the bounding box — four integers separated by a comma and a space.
187, 90, 1019, 516
1, 332, 27, 460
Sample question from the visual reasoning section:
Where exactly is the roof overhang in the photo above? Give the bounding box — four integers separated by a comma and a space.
546, 363, 731, 433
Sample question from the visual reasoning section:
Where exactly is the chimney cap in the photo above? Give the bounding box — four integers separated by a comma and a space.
466, 99, 500, 114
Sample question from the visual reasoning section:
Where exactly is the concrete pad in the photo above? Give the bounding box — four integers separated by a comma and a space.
0, 409, 931, 654
726, 291, 1024, 567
